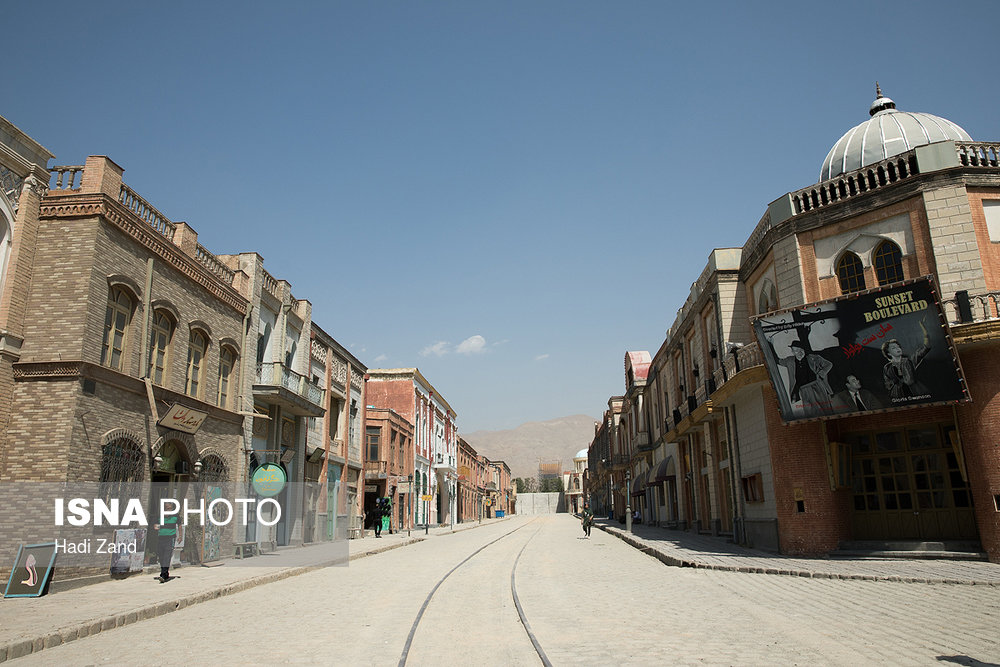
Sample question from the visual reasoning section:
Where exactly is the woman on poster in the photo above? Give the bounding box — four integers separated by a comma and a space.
882, 321, 931, 400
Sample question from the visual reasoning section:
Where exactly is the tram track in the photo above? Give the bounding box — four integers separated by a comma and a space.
397, 518, 550, 667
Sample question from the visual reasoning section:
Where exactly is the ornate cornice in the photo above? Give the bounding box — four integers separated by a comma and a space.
951, 321, 1000, 347
0, 165, 25, 214
12, 360, 244, 425
39, 193, 248, 315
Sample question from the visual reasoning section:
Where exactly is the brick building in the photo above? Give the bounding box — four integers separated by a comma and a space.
364, 368, 458, 526
307, 324, 367, 541
0, 115, 52, 477
457, 437, 482, 523
3, 151, 249, 570
603, 89, 1000, 562
363, 407, 414, 533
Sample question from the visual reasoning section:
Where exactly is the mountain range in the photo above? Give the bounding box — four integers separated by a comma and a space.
462, 414, 598, 480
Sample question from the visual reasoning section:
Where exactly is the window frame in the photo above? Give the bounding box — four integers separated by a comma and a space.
101, 286, 134, 372
217, 345, 236, 408
836, 251, 867, 294
185, 329, 208, 399
873, 240, 904, 286
741, 473, 764, 503
149, 310, 174, 386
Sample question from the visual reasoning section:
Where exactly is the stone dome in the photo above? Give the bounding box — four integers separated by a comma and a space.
575, 448, 588, 459
819, 85, 972, 183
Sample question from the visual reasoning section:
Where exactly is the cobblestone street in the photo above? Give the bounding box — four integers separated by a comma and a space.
8, 515, 999, 666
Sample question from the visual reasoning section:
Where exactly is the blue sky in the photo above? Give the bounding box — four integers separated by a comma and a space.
6, 1, 999, 432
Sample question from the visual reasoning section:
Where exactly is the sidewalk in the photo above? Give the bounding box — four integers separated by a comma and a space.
0, 519, 502, 663
595, 518, 1000, 585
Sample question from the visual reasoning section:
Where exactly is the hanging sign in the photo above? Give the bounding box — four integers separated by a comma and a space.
158, 404, 209, 434
251, 464, 287, 497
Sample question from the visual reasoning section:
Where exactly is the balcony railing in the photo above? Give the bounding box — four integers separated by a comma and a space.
364, 460, 387, 478
941, 290, 1000, 326
261, 268, 279, 298
49, 165, 83, 191
195, 243, 235, 284
118, 183, 177, 241
257, 362, 324, 407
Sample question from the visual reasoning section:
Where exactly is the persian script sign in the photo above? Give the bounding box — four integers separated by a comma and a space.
158, 404, 209, 434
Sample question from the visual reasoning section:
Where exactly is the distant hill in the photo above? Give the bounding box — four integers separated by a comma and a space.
463, 414, 598, 480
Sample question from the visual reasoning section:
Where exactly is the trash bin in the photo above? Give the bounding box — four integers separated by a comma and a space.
495, 510, 505, 518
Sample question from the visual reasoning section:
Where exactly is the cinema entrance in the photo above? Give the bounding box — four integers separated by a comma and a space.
845, 422, 978, 542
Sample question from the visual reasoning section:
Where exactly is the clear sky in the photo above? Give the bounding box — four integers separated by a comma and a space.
6, 1, 999, 432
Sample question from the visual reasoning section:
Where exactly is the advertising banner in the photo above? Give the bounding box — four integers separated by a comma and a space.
751, 277, 968, 423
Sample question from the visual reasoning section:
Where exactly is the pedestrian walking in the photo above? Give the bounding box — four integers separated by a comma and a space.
374, 496, 391, 538
153, 513, 178, 583
581, 502, 594, 538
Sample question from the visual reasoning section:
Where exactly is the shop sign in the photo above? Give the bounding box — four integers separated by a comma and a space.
251, 464, 287, 497
158, 404, 209, 434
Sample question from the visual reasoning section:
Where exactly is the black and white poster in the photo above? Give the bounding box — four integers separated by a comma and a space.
752, 277, 969, 423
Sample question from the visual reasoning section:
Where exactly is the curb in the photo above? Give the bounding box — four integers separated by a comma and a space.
0, 536, 425, 663
598, 525, 1000, 587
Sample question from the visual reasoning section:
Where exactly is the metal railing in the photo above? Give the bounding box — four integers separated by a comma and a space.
256, 362, 325, 407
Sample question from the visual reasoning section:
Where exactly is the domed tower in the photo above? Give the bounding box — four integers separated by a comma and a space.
819, 84, 973, 182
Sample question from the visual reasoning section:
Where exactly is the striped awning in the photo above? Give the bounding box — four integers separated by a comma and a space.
630, 468, 650, 497
652, 456, 676, 483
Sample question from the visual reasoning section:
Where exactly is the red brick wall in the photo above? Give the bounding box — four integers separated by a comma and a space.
952, 346, 1000, 562
763, 385, 851, 555
966, 189, 1000, 291
364, 379, 415, 424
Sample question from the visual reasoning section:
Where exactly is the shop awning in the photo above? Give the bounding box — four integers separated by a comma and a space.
652, 456, 676, 483
630, 468, 650, 497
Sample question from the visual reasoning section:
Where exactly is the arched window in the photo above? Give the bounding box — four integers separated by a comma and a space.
99, 438, 145, 500
102, 287, 134, 371
199, 453, 229, 483
185, 330, 207, 398
149, 310, 174, 386
757, 279, 777, 315
836, 252, 866, 294
873, 240, 904, 286
217, 346, 236, 408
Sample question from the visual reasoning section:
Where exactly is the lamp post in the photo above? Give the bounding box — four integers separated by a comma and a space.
407, 473, 413, 537
626, 469, 632, 533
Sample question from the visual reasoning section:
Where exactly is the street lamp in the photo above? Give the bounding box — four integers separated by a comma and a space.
626, 469, 632, 533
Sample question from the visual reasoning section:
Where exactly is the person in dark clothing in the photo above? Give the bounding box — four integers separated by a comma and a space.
581, 502, 594, 538
154, 513, 178, 583
374, 496, 391, 538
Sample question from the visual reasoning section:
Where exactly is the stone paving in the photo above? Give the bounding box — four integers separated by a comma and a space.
3, 514, 1000, 664
595, 519, 1000, 585
0, 519, 499, 663
7, 515, 1000, 665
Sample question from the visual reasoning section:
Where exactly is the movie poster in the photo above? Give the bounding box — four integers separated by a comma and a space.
752, 277, 969, 423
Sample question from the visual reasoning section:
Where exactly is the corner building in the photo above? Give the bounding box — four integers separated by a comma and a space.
633, 91, 1000, 562
3, 153, 248, 569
